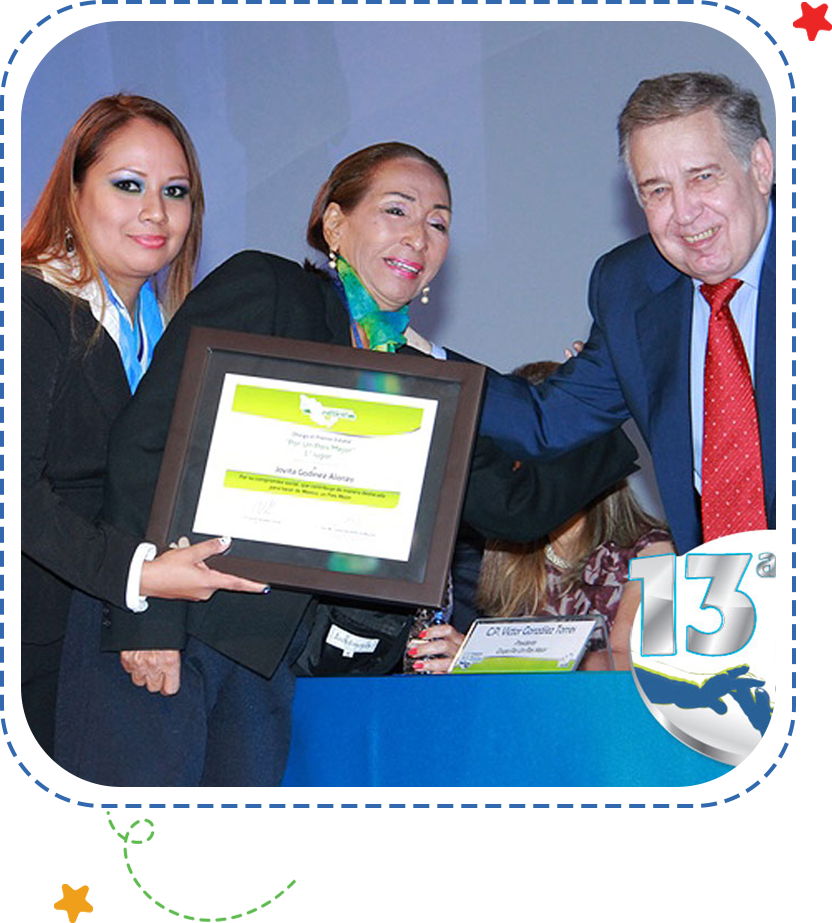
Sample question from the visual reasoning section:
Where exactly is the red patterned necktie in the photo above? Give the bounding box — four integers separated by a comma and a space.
700, 277, 767, 541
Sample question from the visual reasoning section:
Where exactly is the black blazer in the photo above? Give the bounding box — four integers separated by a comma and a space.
21, 271, 140, 646
101, 251, 637, 676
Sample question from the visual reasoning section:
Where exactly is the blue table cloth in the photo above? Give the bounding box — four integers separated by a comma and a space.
283, 672, 729, 787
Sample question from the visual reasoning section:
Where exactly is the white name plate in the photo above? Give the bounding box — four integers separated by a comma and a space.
449, 617, 602, 674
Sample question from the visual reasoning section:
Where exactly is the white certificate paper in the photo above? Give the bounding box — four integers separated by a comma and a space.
449, 617, 601, 674
192, 373, 438, 561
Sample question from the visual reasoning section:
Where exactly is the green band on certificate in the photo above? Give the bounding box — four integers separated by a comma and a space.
232, 385, 424, 436
224, 470, 400, 508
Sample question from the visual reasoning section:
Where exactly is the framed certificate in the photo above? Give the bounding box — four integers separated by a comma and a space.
146, 328, 485, 608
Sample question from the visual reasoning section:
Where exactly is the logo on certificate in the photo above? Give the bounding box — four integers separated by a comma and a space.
300, 394, 357, 429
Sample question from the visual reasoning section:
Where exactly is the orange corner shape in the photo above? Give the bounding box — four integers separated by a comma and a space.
35, 885, 182, 923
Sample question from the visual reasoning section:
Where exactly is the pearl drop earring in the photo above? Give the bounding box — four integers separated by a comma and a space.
420, 286, 430, 305
328, 250, 338, 270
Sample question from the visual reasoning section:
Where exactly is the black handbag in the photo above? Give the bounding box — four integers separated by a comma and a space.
291, 598, 414, 677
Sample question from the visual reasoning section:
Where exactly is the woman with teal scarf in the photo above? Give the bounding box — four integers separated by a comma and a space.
311, 144, 451, 354
56, 142, 636, 785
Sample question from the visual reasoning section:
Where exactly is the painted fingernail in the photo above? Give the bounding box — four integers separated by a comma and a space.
407, 648, 418, 658
262, 586, 271, 594
413, 661, 425, 671
418, 630, 427, 639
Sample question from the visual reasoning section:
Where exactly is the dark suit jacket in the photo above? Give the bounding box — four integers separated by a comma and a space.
479, 211, 776, 554
101, 251, 638, 676
21, 272, 139, 648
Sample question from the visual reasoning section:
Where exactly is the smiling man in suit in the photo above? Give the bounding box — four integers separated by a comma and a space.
479, 72, 775, 553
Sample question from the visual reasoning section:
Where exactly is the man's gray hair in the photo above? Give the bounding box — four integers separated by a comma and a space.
618, 72, 769, 191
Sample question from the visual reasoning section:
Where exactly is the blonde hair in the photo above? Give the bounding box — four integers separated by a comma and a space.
22, 94, 204, 319
475, 360, 665, 620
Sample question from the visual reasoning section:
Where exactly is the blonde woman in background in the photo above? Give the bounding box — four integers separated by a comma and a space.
411, 360, 674, 672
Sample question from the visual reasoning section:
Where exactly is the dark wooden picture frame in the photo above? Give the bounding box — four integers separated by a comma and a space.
147, 327, 485, 609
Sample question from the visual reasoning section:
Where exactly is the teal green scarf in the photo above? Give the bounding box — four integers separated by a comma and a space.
337, 256, 410, 352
